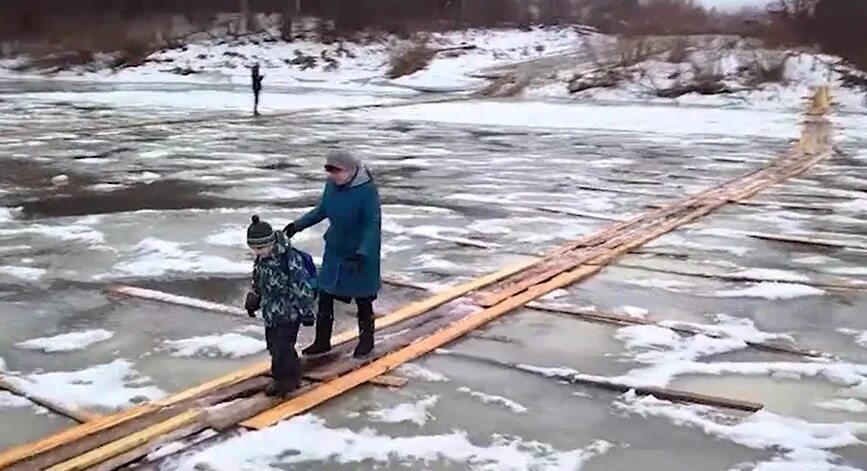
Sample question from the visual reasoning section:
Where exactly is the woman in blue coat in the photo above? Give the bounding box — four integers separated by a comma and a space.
284, 150, 382, 358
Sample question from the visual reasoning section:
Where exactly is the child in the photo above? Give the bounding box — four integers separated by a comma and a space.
245, 214, 304, 397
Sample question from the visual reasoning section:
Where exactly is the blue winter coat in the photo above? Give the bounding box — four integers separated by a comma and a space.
294, 168, 381, 298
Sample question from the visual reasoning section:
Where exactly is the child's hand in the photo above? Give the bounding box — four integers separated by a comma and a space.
245, 291, 261, 317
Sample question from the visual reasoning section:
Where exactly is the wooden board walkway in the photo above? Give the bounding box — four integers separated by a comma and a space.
0, 86, 835, 470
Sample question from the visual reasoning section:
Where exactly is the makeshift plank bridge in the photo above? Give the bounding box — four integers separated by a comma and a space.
0, 86, 835, 471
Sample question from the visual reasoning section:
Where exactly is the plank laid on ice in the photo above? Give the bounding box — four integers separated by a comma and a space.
0, 404, 160, 470
440, 350, 763, 412
45, 410, 204, 471
50, 309, 458, 470
106, 285, 248, 317
156, 257, 539, 407
746, 232, 867, 251
240, 121, 833, 428
476, 136, 833, 308
240, 264, 603, 429
0, 376, 100, 424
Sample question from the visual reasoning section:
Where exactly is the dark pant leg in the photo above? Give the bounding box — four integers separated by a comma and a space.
319, 291, 335, 323
269, 321, 301, 388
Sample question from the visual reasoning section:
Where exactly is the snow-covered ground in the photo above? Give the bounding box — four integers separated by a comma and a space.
1, 23, 867, 471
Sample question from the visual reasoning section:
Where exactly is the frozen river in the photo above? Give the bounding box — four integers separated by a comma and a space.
1, 80, 866, 470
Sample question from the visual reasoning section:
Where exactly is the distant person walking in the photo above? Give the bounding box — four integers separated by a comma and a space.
283, 150, 382, 358
251, 63, 264, 116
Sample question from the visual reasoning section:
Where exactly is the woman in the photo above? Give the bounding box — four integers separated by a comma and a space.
284, 150, 382, 358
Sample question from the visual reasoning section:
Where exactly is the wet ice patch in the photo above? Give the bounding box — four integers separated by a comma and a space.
458, 387, 528, 413
396, 363, 450, 382
0, 391, 31, 409
710, 282, 825, 300
173, 414, 611, 471
367, 396, 438, 426
113, 237, 249, 277
614, 393, 867, 471
16, 329, 114, 353
162, 333, 266, 359
0, 266, 46, 282
7, 359, 164, 410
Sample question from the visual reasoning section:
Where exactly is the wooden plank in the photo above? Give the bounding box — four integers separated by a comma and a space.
534, 206, 627, 222
106, 285, 248, 317
0, 376, 99, 424
0, 404, 159, 470
93, 314, 446, 469
440, 350, 763, 412
156, 257, 540, 408
367, 374, 409, 388
476, 134, 833, 309
746, 232, 867, 251
240, 264, 606, 430
45, 410, 205, 471
84, 421, 205, 471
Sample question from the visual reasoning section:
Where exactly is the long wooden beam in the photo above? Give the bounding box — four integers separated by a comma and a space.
0, 377, 100, 424
439, 350, 763, 412
0, 262, 529, 469
746, 232, 867, 251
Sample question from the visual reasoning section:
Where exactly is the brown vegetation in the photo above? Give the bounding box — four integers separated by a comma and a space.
387, 41, 435, 79
1, 0, 866, 76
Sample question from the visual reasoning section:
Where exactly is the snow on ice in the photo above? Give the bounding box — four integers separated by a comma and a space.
614, 392, 867, 471
710, 282, 826, 300
15, 329, 114, 353
458, 387, 529, 414
171, 414, 612, 471
396, 363, 450, 382
0, 266, 47, 282
162, 333, 266, 359
369, 101, 801, 139
112, 237, 249, 277
6, 359, 164, 410
367, 396, 438, 426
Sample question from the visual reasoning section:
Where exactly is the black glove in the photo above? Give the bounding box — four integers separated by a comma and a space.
345, 254, 364, 274
283, 222, 297, 238
245, 291, 261, 317
300, 312, 315, 327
